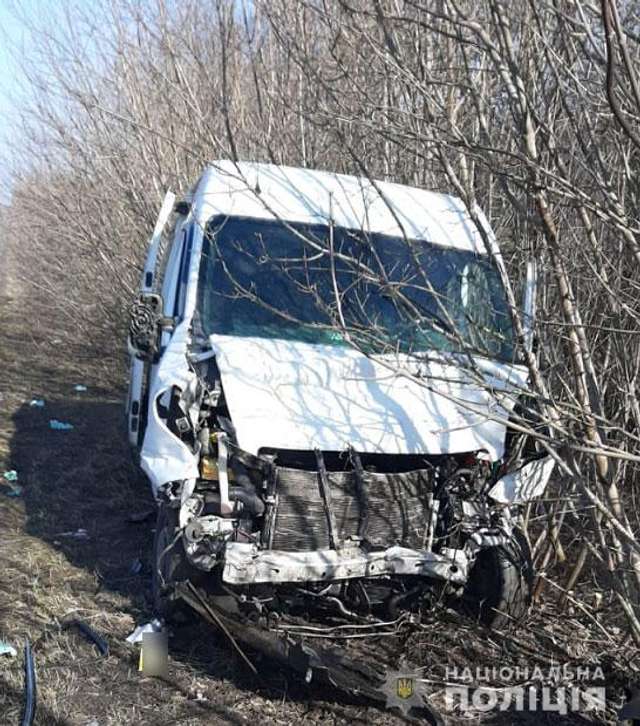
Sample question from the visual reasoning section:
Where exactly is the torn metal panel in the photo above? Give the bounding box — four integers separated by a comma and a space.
140, 321, 200, 495
209, 334, 527, 461
488, 456, 555, 504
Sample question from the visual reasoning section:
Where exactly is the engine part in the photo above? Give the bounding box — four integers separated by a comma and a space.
184, 515, 235, 544
217, 432, 232, 515
270, 465, 435, 551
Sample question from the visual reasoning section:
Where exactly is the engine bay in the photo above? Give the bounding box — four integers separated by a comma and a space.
151, 353, 523, 628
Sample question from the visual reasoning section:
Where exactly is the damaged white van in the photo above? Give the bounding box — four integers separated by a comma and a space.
127, 161, 553, 636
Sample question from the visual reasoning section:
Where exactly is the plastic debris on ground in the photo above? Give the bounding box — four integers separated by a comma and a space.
57, 528, 90, 540
2, 470, 23, 496
29, 399, 45, 408
63, 619, 109, 656
126, 619, 164, 644
49, 419, 74, 430
0, 641, 17, 657
74, 385, 88, 392
130, 558, 143, 575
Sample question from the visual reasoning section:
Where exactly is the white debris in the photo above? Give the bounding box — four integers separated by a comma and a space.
57, 528, 90, 540
126, 619, 164, 644
0, 641, 17, 657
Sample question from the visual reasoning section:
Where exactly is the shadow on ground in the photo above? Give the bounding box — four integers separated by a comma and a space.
13, 399, 152, 609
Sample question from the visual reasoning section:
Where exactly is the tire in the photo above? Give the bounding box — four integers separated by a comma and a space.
460, 529, 533, 628
152, 503, 192, 621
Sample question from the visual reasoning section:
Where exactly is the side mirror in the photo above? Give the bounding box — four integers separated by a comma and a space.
522, 258, 537, 354
128, 292, 174, 361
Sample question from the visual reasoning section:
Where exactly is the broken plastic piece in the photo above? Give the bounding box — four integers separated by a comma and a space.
217, 433, 233, 515
29, 399, 45, 408
3, 470, 22, 496
20, 639, 36, 726
73, 385, 88, 392
488, 456, 555, 504
57, 528, 90, 540
49, 420, 74, 430
126, 619, 164, 644
130, 558, 143, 575
0, 640, 17, 657
63, 619, 109, 656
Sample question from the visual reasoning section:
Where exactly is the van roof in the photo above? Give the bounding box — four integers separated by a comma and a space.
191, 160, 492, 254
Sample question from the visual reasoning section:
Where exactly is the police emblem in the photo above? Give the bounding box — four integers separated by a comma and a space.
382, 669, 424, 714
397, 677, 414, 700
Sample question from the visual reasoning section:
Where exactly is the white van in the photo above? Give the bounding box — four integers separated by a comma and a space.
127, 161, 553, 630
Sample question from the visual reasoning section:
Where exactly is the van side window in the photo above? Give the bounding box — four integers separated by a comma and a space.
173, 225, 194, 319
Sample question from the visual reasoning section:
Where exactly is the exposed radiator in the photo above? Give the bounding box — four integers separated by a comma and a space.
271, 466, 435, 551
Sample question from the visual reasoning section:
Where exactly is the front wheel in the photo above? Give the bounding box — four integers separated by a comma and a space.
152, 503, 193, 621
459, 529, 533, 629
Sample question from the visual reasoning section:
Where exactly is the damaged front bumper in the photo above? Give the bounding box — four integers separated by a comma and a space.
222, 542, 470, 585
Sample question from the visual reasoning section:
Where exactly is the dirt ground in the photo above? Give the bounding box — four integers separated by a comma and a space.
0, 254, 634, 725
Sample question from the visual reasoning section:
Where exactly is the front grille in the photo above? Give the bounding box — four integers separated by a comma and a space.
271, 465, 435, 551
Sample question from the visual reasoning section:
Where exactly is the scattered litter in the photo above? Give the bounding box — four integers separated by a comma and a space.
21, 639, 36, 726
130, 558, 143, 575
49, 420, 74, 430
73, 385, 88, 392
29, 399, 45, 408
63, 619, 109, 656
127, 508, 155, 524
126, 619, 163, 644
0, 640, 17, 657
57, 528, 90, 540
3, 470, 22, 496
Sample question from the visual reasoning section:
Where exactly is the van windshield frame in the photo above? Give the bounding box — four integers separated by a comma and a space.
195, 215, 516, 362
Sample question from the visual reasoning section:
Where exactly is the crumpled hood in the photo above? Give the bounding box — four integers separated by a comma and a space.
209, 334, 528, 461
